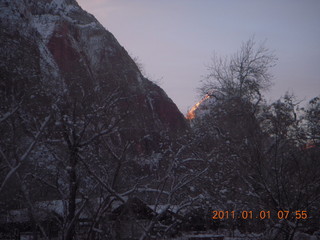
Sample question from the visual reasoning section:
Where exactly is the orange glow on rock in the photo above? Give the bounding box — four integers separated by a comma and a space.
186, 95, 210, 120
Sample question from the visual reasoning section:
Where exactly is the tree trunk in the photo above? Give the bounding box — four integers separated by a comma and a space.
65, 148, 78, 240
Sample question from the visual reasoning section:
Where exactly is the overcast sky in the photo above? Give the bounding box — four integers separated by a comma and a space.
77, 0, 320, 114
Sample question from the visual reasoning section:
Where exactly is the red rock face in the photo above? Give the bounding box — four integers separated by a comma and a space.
186, 95, 211, 120
47, 23, 79, 73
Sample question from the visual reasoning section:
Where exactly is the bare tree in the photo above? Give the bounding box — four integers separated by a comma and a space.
304, 96, 320, 142
33, 88, 127, 240
192, 39, 318, 238
0, 115, 51, 194
201, 37, 277, 104
242, 94, 320, 240
0, 113, 52, 240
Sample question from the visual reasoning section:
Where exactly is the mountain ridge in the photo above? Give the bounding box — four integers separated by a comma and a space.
0, 0, 188, 154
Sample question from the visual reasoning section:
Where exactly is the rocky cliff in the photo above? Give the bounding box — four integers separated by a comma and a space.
0, 0, 187, 154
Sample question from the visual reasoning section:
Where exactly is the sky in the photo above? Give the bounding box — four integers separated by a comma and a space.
77, 0, 320, 114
